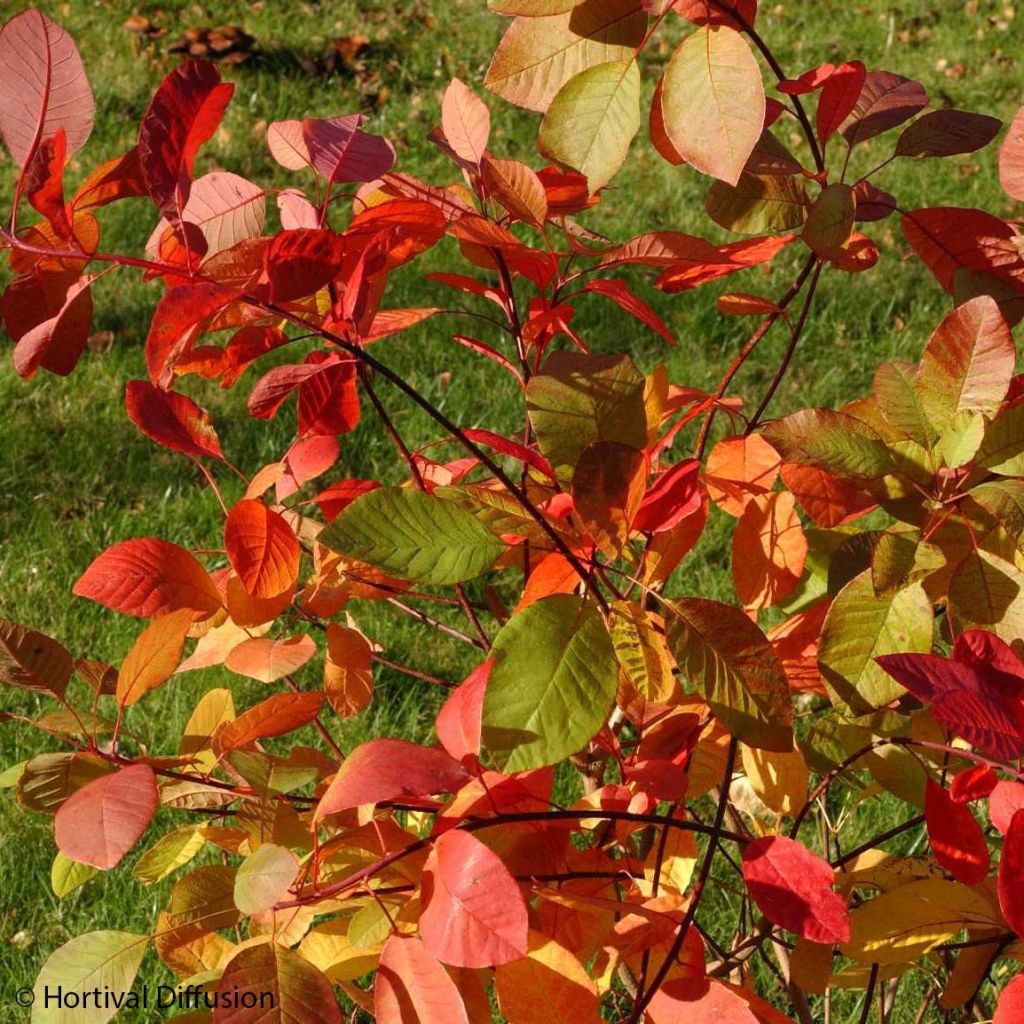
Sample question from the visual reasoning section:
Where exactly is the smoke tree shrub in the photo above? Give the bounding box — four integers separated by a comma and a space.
3, 2, 1024, 1021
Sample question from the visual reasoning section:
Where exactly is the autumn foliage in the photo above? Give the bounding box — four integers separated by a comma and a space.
4, 2, 1024, 1022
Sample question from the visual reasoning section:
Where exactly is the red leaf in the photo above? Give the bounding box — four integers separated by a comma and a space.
248, 362, 325, 420
779, 462, 874, 528
853, 180, 897, 222
778, 63, 835, 95
216, 691, 325, 752
461, 429, 554, 479
263, 228, 346, 303
73, 537, 222, 620
374, 935, 470, 1024
436, 661, 492, 765
24, 128, 70, 236
0, 8, 94, 169
841, 71, 928, 146
302, 114, 396, 184
584, 278, 676, 346
297, 354, 360, 437
998, 810, 1024, 938
990, 782, 1024, 836
138, 59, 234, 228
125, 380, 223, 461
902, 207, 1024, 293
895, 109, 1002, 159
314, 739, 469, 819
949, 764, 998, 804
995, 972, 1024, 1024
420, 829, 529, 968
54, 764, 157, 869
1000, 106, 1024, 202
633, 459, 702, 533
2, 270, 92, 378
145, 281, 240, 389
817, 61, 866, 146
314, 479, 381, 522
224, 499, 300, 599
673, 0, 757, 30
656, 234, 796, 292
741, 835, 850, 944
924, 778, 990, 885
276, 435, 340, 500
876, 644, 1024, 759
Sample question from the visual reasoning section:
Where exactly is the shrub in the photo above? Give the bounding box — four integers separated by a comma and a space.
2, 2, 1024, 1021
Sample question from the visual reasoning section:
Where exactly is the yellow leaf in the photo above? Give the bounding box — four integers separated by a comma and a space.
740, 743, 809, 816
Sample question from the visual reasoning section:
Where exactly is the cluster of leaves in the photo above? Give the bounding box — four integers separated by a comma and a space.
3, 2, 1024, 1022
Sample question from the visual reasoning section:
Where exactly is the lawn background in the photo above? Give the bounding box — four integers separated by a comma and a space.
0, 1, 1021, 1020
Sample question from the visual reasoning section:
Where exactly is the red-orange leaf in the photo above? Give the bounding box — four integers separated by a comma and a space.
741, 835, 850, 944
374, 935, 470, 1024
314, 739, 469, 820
436, 661, 492, 765
125, 380, 223, 461
54, 764, 157, 869
224, 499, 300, 600
1000, 107, 1024, 202
73, 537, 222, 620
420, 829, 529, 968
225, 634, 317, 683
924, 778, 990, 885
647, 976, 759, 1024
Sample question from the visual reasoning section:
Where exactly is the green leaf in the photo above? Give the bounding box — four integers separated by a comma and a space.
662, 25, 765, 186
51, 851, 98, 899
526, 352, 647, 484
33, 932, 149, 1024
918, 295, 1014, 435
666, 598, 792, 752
948, 549, 1024, 641
539, 60, 640, 192
969, 480, 1024, 553
975, 402, 1024, 476
802, 184, 855, 259
234, 843, 300, 915
705, 172, 809, 234
320, 487, 504, 586
764, 408, 894, 483
818, 570, 934, 716
482, 595, 618, 772
871, 360, 936, 447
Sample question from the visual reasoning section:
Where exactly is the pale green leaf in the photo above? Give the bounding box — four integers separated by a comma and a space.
33, 932, 148, 1024
539, 60, 640, 191
234, 843, 300, 915
132, 826, 206, 886
51, 852, 98, 899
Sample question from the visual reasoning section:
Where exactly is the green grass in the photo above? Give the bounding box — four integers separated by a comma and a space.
0, 1, 1021, 1020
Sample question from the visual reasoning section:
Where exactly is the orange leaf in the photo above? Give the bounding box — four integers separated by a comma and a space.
215, 691, 325, 753
732, 491, 808, 610
116, 608, 191, 706
224, 499, 300, 599
324, 623, 374, 718
705, 434, 781, 516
